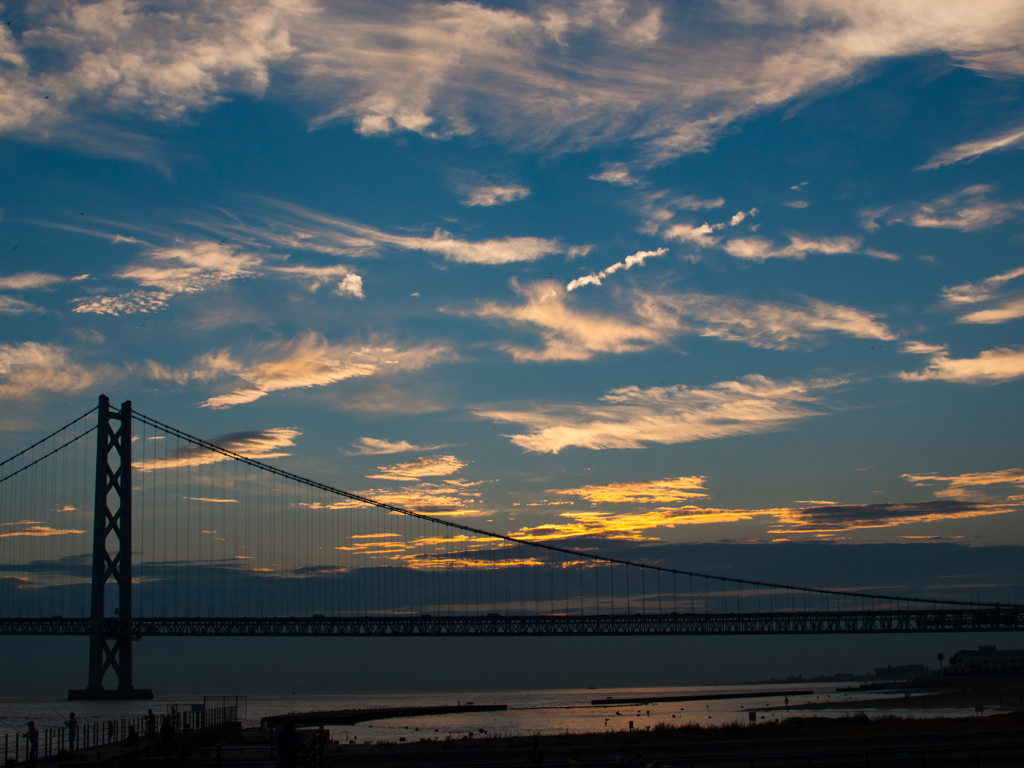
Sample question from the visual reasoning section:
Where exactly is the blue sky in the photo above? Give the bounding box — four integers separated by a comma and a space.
3, 0, 1024, 557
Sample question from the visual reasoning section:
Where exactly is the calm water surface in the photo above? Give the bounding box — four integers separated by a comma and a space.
0, 685, 990, 746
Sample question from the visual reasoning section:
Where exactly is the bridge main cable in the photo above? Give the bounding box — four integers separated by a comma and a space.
131, 409, 1013, 611
0, 407, 97, 479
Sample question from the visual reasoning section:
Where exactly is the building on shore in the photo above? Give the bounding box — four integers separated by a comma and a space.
948, 646, 1024, 676
874, 664, 931, 680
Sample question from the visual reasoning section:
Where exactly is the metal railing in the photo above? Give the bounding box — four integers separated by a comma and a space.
2, 705, 238, 765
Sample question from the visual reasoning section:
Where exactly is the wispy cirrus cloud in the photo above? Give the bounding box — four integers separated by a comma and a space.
959, 299, 1024, 325
460, 183, 530, 207
346, 437, 449, 456
868, 185, 1024, 233
900, 341, 947, 355
0, 0, 301, 138
640, 291, 896, 350
723, 235, 863, 262
663, 222, 722, 248
72, 240, 366, 314
0, 342, 110, 400
3, 0, 1023, 167
640, 190, 729, 234
454, 279, 677, 362
902, 468, 1024, 502
898, 346, 1024, 385
0, 271, 87, 314
918, 123, 1024, 170
457, 280, 897, 361
590, 163, 639, 186
0, 273, 71, 290
906, 469, 1024, 487
401, 229, 572, 265
904, 185, 1022, 231
294, 0, 1024, 164
0, 297, 44, 315
938, 266, 1024, 325
477, 374, 843, 454
366, 455, 468, 481
145, 331, 454, 408
211, 200, 585, 265
140, 427, 301, 469
554, 476, 709, 505
73, 241, 260, 315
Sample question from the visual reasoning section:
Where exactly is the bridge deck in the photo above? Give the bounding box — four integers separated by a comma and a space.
2, 609, 1021, 636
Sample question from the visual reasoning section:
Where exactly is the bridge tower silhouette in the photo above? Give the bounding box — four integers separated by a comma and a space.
69, 396, 150, 700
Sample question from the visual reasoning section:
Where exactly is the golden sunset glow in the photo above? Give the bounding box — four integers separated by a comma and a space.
553, 476, 709, 504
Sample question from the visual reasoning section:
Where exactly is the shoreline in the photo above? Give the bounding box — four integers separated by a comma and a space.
769, 682, 1024, 712
317, 712, 1024, 766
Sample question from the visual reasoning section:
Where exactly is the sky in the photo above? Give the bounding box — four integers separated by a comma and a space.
2, 0, 1024, 692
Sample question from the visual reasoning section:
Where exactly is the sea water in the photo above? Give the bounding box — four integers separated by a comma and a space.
0, 684, 991, 746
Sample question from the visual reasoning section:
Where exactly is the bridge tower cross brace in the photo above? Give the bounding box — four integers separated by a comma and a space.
70, 394, 152, 700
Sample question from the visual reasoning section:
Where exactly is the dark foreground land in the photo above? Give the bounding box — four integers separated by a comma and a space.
311, 712, 1024, 767
21, 711, 1024, 768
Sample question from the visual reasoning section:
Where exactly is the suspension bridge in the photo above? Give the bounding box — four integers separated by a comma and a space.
1, 395, 1021, 700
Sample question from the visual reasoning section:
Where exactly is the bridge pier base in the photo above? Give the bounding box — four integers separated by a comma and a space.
68, 687, 153, 701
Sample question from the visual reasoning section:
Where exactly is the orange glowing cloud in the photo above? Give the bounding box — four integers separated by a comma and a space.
361, 482, 488, 516
512, 507, 771, 541
296, 483, 488, 516
511, 497, 1020, 542
553, 476, 708, 504
366, 455, 467, 480
139, 427, 301, 469
902, 468, 1024, 502
0, 524, 87, 538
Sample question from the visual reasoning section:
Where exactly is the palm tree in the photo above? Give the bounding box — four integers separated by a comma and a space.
937, 652, 944, 672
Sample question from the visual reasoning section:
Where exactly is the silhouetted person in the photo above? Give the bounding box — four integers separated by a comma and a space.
276, 719, 303, 768
106, 721, 114, 743
24, 722, 38, 768
529, 737, 544, 764
65, 713, 78, 751
146, 710, 156, 737
126, 725, 139, 746
160, 717, 175, 750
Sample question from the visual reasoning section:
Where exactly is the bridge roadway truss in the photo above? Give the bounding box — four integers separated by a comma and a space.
3, 608, 1021, 637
